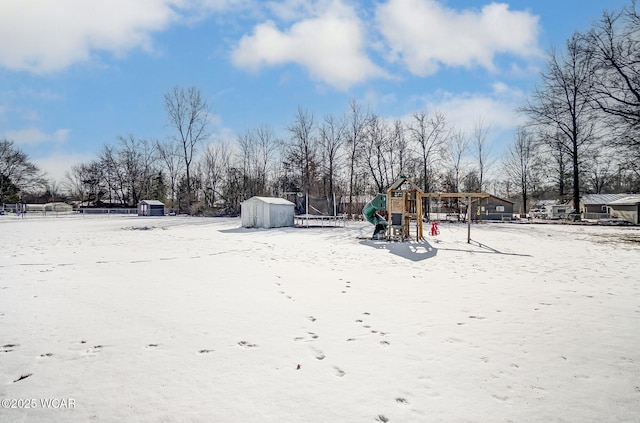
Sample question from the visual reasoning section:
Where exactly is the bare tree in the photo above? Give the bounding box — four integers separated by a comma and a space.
444, 131, 469, 192
98, 144, 122, 205
64, 161, 106, 205
582, 148, 616, 194
164, 86, 212, 211
390, 119, 412, 179
96, 136, 160, 207
156, 139, 184, 209
0, 139, 46, 201
407, 110, 450, 193
237, 129, 259, 198
344, 100, 369, 216
471, 119, 493, 192
200, 142, 229, 208
534, 129, 571, 197
521, 35, 598, 209
43, 179, 61, 202
319, 114, 346, 214
253, 124, 278, 195
285, 107, 317, 202
361, 113, 393, 193
503, 128, 540, 214
584, 1, 640, 164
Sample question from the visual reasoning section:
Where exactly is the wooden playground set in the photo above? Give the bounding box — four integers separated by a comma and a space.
362, 176, 489, 243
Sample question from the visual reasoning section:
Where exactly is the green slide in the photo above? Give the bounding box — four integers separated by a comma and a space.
362, 193, 388, 239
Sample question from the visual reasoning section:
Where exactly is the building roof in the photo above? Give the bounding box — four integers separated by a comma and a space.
139, 200, 165, 206
244, 196, 295, 206
607, 195, 640, 206
581, 193, 629, 205
469, 194, 513, 204
488, 194, 513, 204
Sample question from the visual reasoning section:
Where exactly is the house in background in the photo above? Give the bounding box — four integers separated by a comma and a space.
578, 194, 628, 220
241, 196, 294, 228
138, 200, 165, 216
607, 195, 640, 224
471, 195, 514, 221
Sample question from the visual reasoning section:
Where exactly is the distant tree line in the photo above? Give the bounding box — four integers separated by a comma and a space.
54, 95, 499, 215
2, 1, 639, 215
516, 0, 640, 212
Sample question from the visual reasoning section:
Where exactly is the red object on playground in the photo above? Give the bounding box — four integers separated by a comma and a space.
430, 221, 440, 236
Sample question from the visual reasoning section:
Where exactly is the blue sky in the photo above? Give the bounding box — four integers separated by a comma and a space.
0, 0, 631, 182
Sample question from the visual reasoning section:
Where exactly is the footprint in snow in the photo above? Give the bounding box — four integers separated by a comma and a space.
13, 374, 32, 383
2, 343, 18, 353
238, 341, 258, 348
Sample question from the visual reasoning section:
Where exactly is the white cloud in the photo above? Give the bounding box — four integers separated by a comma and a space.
231, 0, 386, 90
0, 0, 243, 73
403, 83, 527, 155
436, 92, 521, 134
33, 152, 95, 183
4, 128, 70, 146
375, 0, 541, 76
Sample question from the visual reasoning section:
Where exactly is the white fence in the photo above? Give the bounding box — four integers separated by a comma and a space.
78, 208, 138, 215
294, 214, 347, 227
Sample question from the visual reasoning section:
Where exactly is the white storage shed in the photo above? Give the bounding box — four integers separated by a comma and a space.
241, 196, 295, 228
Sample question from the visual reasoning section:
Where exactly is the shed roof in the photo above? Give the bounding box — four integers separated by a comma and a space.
581, 193, 628, 205
243, 196, 295, 206
139, 200, 165, 206
607, 195, 640, 206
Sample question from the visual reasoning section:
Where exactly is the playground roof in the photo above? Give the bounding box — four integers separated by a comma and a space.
387, 176, 423, 193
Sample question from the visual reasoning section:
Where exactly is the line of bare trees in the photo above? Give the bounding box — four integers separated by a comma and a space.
57, 90, 498, 215
508, 0, 640, 213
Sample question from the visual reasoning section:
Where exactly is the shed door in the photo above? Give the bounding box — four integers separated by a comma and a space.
244, 201, 256, 227
255, 202, 263, 227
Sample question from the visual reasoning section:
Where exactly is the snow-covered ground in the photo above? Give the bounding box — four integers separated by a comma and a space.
1, 215, 639, 422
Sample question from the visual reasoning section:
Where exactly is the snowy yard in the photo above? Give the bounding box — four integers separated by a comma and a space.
1, 215, 639, 422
